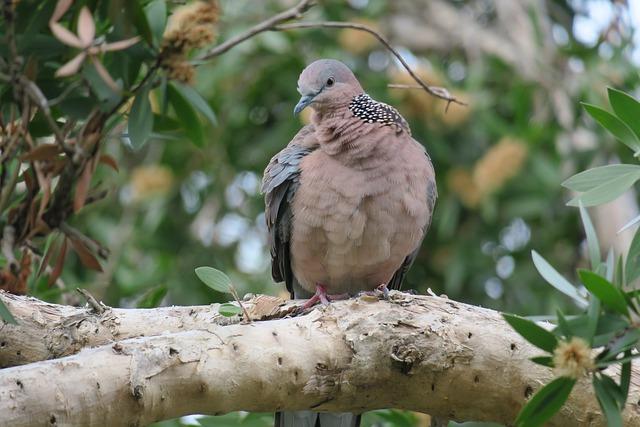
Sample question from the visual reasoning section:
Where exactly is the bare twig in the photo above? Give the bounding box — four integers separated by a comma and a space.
76, 288, 108, 314
273, 22, 466, 107
198, 0, 315, 60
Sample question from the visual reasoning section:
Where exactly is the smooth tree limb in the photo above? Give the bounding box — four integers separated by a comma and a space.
1, 291, 639, 426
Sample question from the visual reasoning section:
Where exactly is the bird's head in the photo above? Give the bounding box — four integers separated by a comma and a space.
294, 59, 363, 115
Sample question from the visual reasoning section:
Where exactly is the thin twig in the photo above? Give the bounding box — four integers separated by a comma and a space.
60, 222, 110, 259
76, 288, 108, 314
197, 0, 315, 60
273, 22, 466, 107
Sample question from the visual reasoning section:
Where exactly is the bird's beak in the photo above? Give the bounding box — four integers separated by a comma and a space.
294, 94, 316, 115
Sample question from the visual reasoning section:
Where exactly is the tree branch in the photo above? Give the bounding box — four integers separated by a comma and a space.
198, 0, 315, 60
0, 291, 292, 367
196, 0, 464, 106
0, 291, 638, 426
272, 22, 466, 107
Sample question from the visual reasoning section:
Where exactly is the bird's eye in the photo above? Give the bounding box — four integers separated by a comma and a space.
326, 77, 335, 87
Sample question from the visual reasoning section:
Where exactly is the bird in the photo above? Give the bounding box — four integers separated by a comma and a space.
262, 59, 437, 427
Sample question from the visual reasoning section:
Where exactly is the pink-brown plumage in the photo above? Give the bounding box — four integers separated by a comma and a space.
262, 59, 436, 298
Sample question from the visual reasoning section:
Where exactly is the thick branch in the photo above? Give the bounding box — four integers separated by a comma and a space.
0, 291, 292, 367
1, 292, 638, 426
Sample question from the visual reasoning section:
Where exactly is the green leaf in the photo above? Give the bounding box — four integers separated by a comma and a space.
562, 164, 640, 192
530, 356, 554, 367
195, 266, 232, 293
578, 270, 628, 316
167, 83, 204, 147
218, 303, 242, 317
579, 203, 601, 270
172, 82, 217, 127
593, 375, 623, 427
0, 297, 17, 325
503, 313, 559, 353
127, 1, 153, 45
582, 102, 640, 153
145, 0, 167, 46
619, 352, 631, 406
555, 309, 572, 338
608, 88, 640, 142
567, 170, 640, 207
128, 85, 154, 149
136, 285, 168, 308
531, 250, 588, 307
626, 229, 640, 284
586, 297, 600, 344
602, 328, 640, 361
515, 377, 576, 427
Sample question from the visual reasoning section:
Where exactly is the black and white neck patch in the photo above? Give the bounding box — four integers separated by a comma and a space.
348, 93, 410, 134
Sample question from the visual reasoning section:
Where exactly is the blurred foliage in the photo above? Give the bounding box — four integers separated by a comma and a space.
2, 0, 640, 425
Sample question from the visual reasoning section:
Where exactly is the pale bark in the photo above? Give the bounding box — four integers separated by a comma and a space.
1, 291, 639, 426
0, 291, 292, 368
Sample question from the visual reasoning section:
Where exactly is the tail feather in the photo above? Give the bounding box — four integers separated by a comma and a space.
275, 411, 361, 427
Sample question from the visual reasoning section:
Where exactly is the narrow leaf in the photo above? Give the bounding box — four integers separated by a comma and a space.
0, 298, 18, 325
579, 203, 601, 270
167, 82, 204, 147
626, 229, 640, 284
515, 377, 576, 427
531, 250, 588, 307
218, 303, 242, 317
20, 144, 61, 161
48, 238, 68, 287
68, 236, 103, 272
618, 213, 640, 234
172, 82, 217, 127
77, 7, 95, 47
530, 356, 554, 367
582, 103, 640, 152
562, 164, 640, 192
99, 154, 119, 172
619, 352, 631, 407
567, 170, 640, 207
593, 375, 623, 427
145, 0, 167, 45
608, 88, 640, 141
586, 297, 600, 344
578, 270, 628, 316
128, 85, 154, 149
194, 266, 232, 293
503, 313, 558, 353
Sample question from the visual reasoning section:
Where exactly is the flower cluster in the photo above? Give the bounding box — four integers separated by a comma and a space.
448, 137, 528, 208
553, 337, 595, 379
160, 0, 219, 84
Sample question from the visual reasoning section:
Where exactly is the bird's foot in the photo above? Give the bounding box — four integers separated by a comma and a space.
302, 284, 349, 309
376, 283, 390, 300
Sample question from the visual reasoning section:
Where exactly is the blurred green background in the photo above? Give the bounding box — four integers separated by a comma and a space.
16, 0, 640, 425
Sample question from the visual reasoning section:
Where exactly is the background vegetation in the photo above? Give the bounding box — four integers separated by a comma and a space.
1, 0, 640, 426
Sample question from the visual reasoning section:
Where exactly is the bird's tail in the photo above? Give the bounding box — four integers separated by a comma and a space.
274, 411, 361, 427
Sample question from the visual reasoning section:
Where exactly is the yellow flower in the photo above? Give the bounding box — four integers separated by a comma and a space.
447, 167, 481, 208
472, 137, 527, 196
130, 165, 174, 201
160, 0, 219, 84
553, 337, 594, 379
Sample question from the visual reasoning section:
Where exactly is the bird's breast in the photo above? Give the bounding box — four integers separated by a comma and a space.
289, 143, 431, 294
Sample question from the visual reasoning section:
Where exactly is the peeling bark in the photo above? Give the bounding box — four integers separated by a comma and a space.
0, 291, 291, 367
1, 291, 639, 426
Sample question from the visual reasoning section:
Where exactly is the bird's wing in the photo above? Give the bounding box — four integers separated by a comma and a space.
388, 149, 437, 290
262, 125, 318, 296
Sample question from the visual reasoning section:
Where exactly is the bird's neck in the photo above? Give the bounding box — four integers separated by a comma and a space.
311, 93, 394, 168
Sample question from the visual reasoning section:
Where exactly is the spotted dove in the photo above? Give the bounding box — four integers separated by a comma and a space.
262, 59, 437, 427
